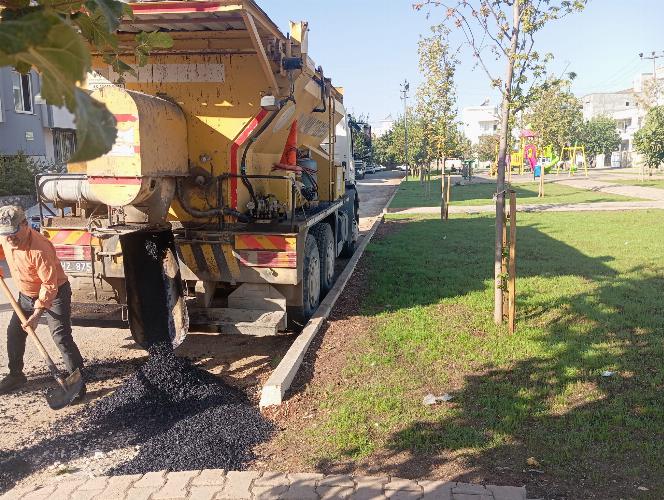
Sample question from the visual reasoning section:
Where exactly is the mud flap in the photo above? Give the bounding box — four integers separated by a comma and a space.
120, 228, 189, 349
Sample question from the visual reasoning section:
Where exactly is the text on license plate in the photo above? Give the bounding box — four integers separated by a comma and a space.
62, 261, 92, 273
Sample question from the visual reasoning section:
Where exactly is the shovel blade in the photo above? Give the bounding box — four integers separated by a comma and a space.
45, 369, 83, 410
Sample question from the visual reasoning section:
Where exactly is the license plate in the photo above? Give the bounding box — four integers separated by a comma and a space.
62, 260, 92, 273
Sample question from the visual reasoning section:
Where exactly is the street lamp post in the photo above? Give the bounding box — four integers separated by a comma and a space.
400, 80, 410, 180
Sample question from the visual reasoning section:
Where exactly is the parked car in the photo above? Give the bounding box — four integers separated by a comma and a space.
354, 160, 366, 179
396, 165, 408, 171
366, 164, 376, 174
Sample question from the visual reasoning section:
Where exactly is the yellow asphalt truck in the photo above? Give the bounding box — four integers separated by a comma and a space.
36, 0, 359, 344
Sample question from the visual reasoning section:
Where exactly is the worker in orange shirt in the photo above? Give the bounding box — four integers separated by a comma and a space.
0, 205, 85, 398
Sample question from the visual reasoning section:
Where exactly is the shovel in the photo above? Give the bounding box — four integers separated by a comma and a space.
0, 275, 83, 410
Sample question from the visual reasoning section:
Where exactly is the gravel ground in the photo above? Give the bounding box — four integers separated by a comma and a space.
0, 171, 403, 493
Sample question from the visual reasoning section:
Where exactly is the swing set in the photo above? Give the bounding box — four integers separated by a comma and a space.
555, 144, 589, 176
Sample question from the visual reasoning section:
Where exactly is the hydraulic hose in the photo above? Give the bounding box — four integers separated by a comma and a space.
176, 178, 250, 223
239, 95, 296, 210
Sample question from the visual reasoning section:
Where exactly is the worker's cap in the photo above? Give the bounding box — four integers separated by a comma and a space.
0, 205, 27, 236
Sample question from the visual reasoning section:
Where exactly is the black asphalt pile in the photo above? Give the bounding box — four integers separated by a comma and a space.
85, 343, 273, 474
0, 346, 272, 493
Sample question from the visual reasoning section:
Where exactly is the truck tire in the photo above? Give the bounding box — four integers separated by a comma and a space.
289, 233, 321, 328
340, 214, 359, 258
311, 222, 335, 294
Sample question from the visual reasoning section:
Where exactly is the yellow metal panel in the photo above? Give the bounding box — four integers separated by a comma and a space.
222, 243, 241, 282
200, 244, 221, 279
179, 244, 198, 273
64, 231, 86, 245
86, 86, 188, 179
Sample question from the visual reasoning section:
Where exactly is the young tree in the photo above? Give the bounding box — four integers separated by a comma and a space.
349, 114, 374, 162
0, 1, 172, 162
634, 106, 664, 169
473, 134, 500, 162
577, 116, 621, 164
525, 80, 583, 153
373, 130, 398, 167
385, 115, 425, 168
415, 0, 587, 325
416, 24, 459, 182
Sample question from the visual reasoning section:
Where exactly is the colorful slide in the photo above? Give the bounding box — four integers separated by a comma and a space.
542, 152, 559, 174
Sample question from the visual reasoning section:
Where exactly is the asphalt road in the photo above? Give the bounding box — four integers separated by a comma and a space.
0, 170, 403, 487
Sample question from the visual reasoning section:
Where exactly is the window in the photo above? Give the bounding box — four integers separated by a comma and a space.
12, 72, 33, 113
625, 101, 630, 106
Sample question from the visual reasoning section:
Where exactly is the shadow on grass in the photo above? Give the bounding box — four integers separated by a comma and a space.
358, 216, 615, 317
318, 215, 664, 499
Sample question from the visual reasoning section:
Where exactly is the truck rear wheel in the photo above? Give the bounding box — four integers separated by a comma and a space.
311, 223, 335, 294
290, 233, 321, 328
340, 215, 359, 258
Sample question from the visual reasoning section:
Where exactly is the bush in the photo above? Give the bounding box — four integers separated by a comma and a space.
0, 153, 41, 196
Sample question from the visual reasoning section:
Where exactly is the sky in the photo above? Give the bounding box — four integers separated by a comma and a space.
261, 0, 664, 127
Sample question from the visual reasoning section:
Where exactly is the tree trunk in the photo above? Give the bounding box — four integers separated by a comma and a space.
494, 0, 520, 325
440, 156, 446, 219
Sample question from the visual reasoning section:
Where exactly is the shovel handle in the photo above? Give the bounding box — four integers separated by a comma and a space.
0, 276, 65, 387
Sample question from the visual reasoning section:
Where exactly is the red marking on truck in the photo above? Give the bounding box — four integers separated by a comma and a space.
236, 250, 297, 268
230, 109, 269, 209
88, 177, 142, 185
55, 245, 92, 261
114, 114, 138, 122
45, 230, 94, 246
235, 234, 296, 252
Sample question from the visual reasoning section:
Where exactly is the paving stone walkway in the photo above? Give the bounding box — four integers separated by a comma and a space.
1, 470, 527, 499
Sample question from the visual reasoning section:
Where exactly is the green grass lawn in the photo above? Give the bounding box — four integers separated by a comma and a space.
389, 178, 639, 208
300, 210, 664, 498
608, 178, 664, 189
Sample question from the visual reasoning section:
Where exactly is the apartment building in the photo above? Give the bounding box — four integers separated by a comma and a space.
0, 67, 76, 166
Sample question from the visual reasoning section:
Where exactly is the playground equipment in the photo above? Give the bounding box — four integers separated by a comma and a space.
540, 144, 560, 174
492, 129, 538, 180
556, 144, 588, 176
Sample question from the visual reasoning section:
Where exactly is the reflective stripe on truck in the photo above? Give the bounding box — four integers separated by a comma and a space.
43, 229, 97, 246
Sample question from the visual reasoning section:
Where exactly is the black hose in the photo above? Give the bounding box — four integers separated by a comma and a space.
239, 96, 296, 211
176, 178, 251, 223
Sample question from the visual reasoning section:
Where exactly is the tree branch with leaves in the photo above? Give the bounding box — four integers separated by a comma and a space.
0, 0, 172, 161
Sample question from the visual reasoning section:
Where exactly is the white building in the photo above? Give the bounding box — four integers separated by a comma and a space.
461, 101, 499, 145
370, 114, 395, 138
582, 69, 663, 153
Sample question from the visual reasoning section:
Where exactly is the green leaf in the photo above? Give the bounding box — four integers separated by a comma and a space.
122, 3, 135, 20
74, 11, 118, 49
24, 19, 91, 109
0, 14, 90, 110
102, 53, 136, 78
136, 30, 173, 49
69, 89, 118, 162
1, 0, 30, 9
135, 31, 173, 66
0, 11, 56, 55
42, 0, 84, 14
84, 0, 125, 31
